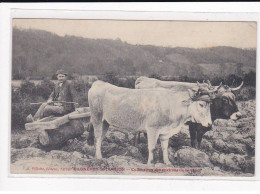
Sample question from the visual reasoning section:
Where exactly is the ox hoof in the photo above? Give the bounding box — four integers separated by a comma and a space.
165, 162, 172, 166
147, 161, 154, 166
95, 155, 103, 159
164, 160, 172, 166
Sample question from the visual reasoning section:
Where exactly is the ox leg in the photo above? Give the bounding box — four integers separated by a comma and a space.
93, 120, 109, 159
87, 122, 94, 146
159, 136, 171, 165
134, 132, 141, 146
147, 130, 159, 165
144, 132, 147, 141
94, 123, 103, 159
197, 128, 208, 149
189, 124, 198, 148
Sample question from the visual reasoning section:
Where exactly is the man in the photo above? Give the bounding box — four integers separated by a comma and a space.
26, 69, 77, 122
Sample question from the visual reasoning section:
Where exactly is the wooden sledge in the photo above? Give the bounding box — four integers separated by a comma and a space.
25, 107, 91, 147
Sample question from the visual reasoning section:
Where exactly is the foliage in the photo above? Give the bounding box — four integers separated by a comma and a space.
99, 72, 135, 88
70, 77, 91, 107
12, 28, 256, 78
149, 73, 162, 80
235, 86, 256, 101
36, 80, 55, 99
11, 83, 44, 131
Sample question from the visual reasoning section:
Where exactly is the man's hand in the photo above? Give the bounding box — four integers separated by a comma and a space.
47, 99, 53, 104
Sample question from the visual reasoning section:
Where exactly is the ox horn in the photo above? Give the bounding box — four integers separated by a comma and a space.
210, 82, 222, 93
231, 81, 244, 91
207, 80, 212, 88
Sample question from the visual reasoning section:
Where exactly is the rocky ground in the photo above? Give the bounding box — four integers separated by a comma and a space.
10, 100, 255, 177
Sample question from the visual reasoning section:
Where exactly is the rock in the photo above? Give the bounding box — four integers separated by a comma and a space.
102, 142, 128, 158
241, 157, 255, 174
74, 158, 110, 169
214, 119, 237, 127
203, 130, 214, 140
61, 138, 86, 153
104, 130, 129, 145
196, 167, 235, 176
48, 150, 72, 163
11, 131, 40, 149
71, 151, 83, 158
200, 139, 215, 153
210, 152, 255, 173
168, 147, 176, 164
173, 147, 213, 168
213, 139, 226, 152
135, 142, 148, 160
169, 132, 190, 149
11, 147, 46, 163
107, 155, 144, 167
127, 133, 136, 144
82, 143, 95, 157
123, 145, 145, 162
230, 133, 244, 142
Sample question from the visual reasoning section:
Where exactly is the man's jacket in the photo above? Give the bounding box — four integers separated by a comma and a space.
48, 80, 76, 113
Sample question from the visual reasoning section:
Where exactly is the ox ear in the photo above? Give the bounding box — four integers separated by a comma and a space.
182, 99, 192, 106
188, 89, 195, 98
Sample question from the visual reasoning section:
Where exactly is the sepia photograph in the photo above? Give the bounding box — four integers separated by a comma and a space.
10, 18, 256, 177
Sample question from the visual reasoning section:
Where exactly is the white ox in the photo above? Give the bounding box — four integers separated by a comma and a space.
135, 76, 199, 91
135, 76, 243, 121
88, 80, 212, 165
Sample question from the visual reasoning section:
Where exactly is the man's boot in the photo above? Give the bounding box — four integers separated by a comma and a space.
26, 114, 34, 123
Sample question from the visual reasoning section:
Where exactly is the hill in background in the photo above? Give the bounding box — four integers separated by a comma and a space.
12, 27, 256, 79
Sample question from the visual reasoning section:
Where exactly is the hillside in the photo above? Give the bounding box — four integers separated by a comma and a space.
12, 28, 256, 79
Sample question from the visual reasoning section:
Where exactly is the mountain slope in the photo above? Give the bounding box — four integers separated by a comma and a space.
12, 28, 256, 79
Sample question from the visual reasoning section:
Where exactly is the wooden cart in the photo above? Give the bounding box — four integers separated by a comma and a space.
25, 107, 91, 147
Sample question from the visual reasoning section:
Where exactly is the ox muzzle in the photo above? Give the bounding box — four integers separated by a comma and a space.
230, 112, 242, 120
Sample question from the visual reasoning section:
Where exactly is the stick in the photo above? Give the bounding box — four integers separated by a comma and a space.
30, 101, 79, 105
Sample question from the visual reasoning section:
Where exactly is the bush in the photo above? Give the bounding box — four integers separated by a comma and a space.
118, 78, 136, 89
101, 72, 120, 85
19, 80, 38, 99
149, 73, 162, 80
11, 85, 44, 131
100, 72, 135, 89
70, 77, 91, 107
235, 86, 256, 101
36, 80, 55, 99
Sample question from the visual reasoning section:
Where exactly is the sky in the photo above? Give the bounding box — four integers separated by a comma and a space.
13, 19, 257, 49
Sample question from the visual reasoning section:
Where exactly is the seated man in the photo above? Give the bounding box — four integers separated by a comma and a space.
27, 69, 77, 122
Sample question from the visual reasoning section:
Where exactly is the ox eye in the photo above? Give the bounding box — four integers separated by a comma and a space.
223, 98, 229, 104
199, 102, 204, 107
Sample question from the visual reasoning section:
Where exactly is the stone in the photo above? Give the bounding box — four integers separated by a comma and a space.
11, 131, 40, 149
210, 152, 254, 173
11, 147, 46, 163
104, 130, 129, 146
173, 147, 213, 168
82, 143, 95, 157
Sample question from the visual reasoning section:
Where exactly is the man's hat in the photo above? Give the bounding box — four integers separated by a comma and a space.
56, 69, 68, 76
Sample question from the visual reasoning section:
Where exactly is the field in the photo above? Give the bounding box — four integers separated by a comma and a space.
10, 99, 255, 176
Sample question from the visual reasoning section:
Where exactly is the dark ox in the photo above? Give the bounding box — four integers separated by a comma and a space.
135, 77, 243, 148
88, 80, 212, 164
